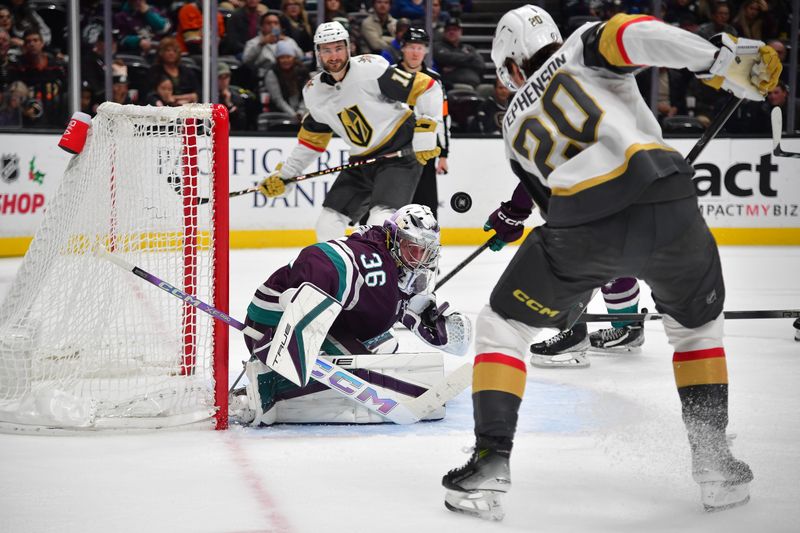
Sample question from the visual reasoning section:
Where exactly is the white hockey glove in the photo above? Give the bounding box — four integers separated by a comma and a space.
698, 33, 782, 101
257, 162, 296, 198
401, 294, 472, 356
412, 116, 441, 166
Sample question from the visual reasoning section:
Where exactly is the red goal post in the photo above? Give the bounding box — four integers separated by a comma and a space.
0, 103, 230, 432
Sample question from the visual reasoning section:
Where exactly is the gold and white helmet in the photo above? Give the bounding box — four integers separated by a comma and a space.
313, 21, 350, 72
491, 5, 562, 90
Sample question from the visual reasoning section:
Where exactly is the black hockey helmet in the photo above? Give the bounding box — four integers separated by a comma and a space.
401, 27, 430, 48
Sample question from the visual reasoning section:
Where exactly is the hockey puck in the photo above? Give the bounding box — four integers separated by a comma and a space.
450, 192, 472, 213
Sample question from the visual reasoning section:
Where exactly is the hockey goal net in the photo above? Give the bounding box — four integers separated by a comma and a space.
0, 102, 229, 431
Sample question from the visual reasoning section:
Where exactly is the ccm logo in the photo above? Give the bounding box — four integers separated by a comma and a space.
513, 289, 560, 318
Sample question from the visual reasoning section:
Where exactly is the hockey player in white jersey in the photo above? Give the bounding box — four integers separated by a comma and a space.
258, 21, 443, 241
442, 5, 781, 520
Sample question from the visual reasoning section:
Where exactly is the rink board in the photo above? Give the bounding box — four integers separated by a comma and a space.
1, 133, 799, 256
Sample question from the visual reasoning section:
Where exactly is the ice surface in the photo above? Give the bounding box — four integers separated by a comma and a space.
1, 245, 798, 533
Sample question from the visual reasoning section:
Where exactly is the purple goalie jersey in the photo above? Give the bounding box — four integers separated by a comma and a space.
246, 226, 407, 343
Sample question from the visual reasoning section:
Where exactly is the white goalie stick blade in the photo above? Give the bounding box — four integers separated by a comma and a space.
530, 352, 590, 369
771, 107, 800, 158
266, 283, 342, 387
401, 363, 472, 420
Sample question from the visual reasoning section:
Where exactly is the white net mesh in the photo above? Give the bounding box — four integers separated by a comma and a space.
0, 103, 226, 430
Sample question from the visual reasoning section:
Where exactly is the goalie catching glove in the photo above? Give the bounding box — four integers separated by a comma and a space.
257, 162, 296, 198
413, 116, 441, 166
401, 294, 471, 356
698, 33, 782, 100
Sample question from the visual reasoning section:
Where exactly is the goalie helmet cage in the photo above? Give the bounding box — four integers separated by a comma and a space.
0, 103, 229, 432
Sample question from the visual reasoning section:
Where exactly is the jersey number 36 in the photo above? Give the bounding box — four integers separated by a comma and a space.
360, 253, 386, 287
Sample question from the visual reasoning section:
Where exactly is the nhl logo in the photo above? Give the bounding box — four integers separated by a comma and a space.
1, 153, 20, 184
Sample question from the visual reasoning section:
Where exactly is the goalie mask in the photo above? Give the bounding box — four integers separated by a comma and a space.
314, 21, 351, 74
384, 204, 441, 295
492, 5, 562, 90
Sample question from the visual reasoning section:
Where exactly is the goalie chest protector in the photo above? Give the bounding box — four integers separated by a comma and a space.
255, 227, 406, 342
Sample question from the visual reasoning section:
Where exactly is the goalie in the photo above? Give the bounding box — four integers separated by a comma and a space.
233, 204, 471, 426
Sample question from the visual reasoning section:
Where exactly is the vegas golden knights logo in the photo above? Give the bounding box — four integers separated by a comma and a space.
338, 105, 373, 147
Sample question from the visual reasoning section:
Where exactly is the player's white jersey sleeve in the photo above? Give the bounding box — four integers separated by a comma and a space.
594, 14, 718, 73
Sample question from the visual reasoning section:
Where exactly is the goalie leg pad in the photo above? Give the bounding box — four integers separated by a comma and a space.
245, 358, 277, 426
249, 353, 446, 424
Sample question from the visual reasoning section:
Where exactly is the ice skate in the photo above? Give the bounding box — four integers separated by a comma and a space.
692, 439, 753, 512
589, 322, 644, 353
442, 448, 511, 521
228, 387, 256, 425
529, 323, 589, 368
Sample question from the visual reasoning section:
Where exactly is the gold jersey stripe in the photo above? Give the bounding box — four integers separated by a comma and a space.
472, 361, 526, 399
408, 73, 435, 107
550, 143, 675, 196
598, 14, 655, 67
298, 127, 333, 152
673, 358, 729, 388
358, 110, 413, 157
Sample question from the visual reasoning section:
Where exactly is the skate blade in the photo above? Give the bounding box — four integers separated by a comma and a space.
700, 482, 751, 512
444, 490, 505, 521
530, 352, 589, 369
587, 344, 643, 354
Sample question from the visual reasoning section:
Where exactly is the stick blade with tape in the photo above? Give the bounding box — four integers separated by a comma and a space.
771, 106, 800, 158
265, 283, 342, 387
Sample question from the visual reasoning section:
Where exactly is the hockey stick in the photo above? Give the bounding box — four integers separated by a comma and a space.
170, 147, 415, 205
771, 107, 800, 158
576, 309, 800, 323
435, 237, 494, 291
686, 94, 743, 165
97, 248, 470, 424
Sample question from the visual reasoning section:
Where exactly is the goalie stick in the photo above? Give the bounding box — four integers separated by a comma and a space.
576, 309, 800, 323
771, 107, 800, 158
97, 248, 470, 424
169, 147, 415, 205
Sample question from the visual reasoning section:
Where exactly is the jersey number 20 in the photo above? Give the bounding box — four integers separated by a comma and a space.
512, 72, 603, 179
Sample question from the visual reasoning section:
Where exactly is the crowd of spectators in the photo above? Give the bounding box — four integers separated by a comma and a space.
0, 0, 796, 133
